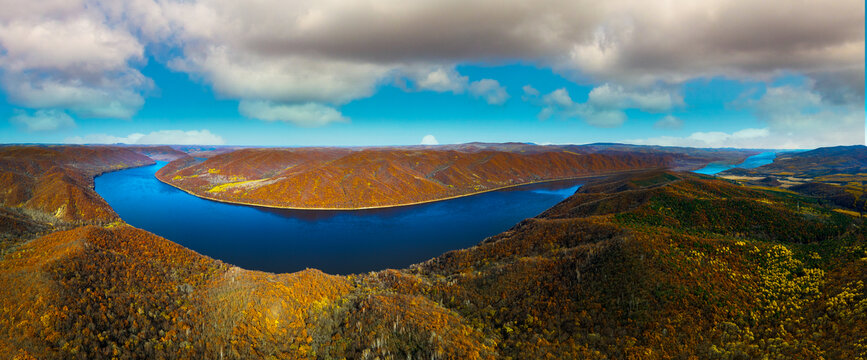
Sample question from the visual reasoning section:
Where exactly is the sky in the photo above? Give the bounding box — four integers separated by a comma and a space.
0, 0, 863, 149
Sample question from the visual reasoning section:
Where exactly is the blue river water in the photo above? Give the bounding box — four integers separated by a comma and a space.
95, 162, 581, 274
693, 151, 777, 175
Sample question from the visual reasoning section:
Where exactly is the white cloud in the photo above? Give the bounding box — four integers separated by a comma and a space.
151, 0, 860, 130
409, 66, 469, 93
9, 109, 75, 132
628, 84, 864, 149
469, 79, 509, 105
238, 101, 348, 127
401, 67, 511, 106
542, 88, 574, 108
156, 0, 862, 99
66, 129, 225, 145
559, 1, 863, 98
626, 128, 771, 148
5, 73, 149, 119
66, 133, 146, 145
587, 84, 683, 113
0, 0, 862, 137
169, 49, 389, 105
532, 85, 680, 127
742, 84, 864, 147
654, 115, 683, 129
581, 109, 627, 128
522, 85, 540, 97
0, 2, 150, 119
420, 134, 439, 145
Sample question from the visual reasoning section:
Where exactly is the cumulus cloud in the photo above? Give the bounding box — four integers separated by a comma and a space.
522, 85, 540, 97
66, 129, 225, 145
169, 51, 389, 105
238, 101, 348, 127
742, 84, 864, 147
535, 87, 628, 127
542, 88, 574, 108
561, 1, 863, 96
157, 0, 862, 88
405, 66, 469, 93
626, 128, 771, 148
530, 85, 681, 127
629, 83, 864, 148
9, 109, 76, 132
469, 79, 509, 105
0, 1, 150, 118
587, 84, 683, 113
420, 134, 439, 145
402, 67, 511, 106
1, 0, 862, 136
148, 0, 861, 130
654, 115, 683, 130
225, 2, 857, 90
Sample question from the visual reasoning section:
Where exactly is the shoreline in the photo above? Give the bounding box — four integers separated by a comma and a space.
153, 167, 661, 211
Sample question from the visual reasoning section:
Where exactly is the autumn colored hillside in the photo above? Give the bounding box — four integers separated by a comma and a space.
119, 146, 189, 161
720, 145, 867, 213
156, 147, 677, 209
1, 145, 864, 359
0, 146, 154, 227
371, 142, 760, 172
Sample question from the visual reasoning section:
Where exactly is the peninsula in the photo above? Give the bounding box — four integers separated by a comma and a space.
154, 144, 755, 210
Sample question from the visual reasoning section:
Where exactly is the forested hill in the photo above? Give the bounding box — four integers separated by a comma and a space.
2, 161, 864, 358
155, 146, 708, 209
723, 145, 867, 178
0, 145, 154, 226
720, 145, 867, 213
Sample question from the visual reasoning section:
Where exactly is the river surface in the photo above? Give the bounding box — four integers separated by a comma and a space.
693, 151, 777, 175
95, 162, 582, 274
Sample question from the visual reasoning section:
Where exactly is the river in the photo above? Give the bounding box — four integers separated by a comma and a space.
95, 162, 582, 274
692, 151, 777, 175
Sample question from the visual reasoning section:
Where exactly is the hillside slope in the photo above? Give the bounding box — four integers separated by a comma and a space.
722, 145, 867, 180
0, 146, 154, 226
156, 147, 674, 209
1, 166, 864, 359
388, 171, 866, 358
720, 145, 867, 213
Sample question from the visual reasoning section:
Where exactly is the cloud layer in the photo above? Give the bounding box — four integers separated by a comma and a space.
154, 0, 862, 119
1, 0, 863, 147
238, 101, 348, 127
0, 1, 150, 119
628, 83, 864, 149
528, 85, 682, 127
10, 109, 75, 132
66, 129, 225, 145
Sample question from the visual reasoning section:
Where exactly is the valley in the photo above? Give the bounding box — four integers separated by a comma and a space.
0, 144, 864, 359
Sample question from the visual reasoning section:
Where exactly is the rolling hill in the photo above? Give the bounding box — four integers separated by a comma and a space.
0, 145, 155, 227
720, 145, 867, 213
156, 147, 681, 209
0, 144, 864, 359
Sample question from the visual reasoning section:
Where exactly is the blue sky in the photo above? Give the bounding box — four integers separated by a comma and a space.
0, 0, 863, 149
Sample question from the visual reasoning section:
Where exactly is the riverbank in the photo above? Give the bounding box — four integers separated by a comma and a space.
154, 168, 661, 211
95, 162, 589, 273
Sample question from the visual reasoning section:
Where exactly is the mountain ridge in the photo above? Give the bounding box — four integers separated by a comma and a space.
155, 145, 747, 210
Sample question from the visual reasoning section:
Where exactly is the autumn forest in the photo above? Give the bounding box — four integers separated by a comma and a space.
0, 144, 865, 359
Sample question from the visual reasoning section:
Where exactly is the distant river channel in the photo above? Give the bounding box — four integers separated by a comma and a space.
95, 162, 582, 274
693, 151, 777, 175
